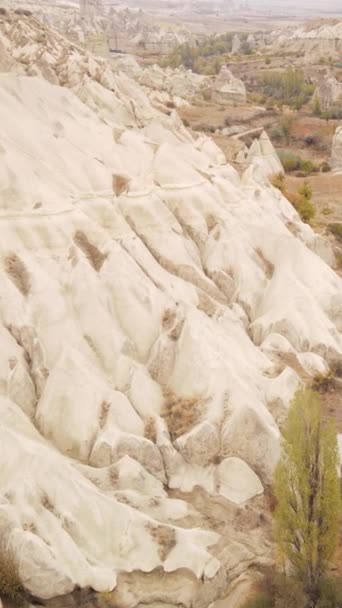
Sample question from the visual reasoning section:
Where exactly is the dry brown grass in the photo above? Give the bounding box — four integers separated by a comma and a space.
0, 542, 25, 604
255, 248, 275, 280
162, 308, 177, 330
146, 523, 177, 562
161, 387, 206, 441
144, 416, 157, 443
73, 230, 107, 272
4, 254, 31, 296
112, 174, 130, 197
99, 400, 110, 429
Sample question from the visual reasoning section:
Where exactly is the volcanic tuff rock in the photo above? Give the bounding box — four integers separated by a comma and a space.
0, 9, 341, 608
211, 65, 247, 105
1, 0, 195, 53
235, 131, 283, 179
272, 19, 342, 63
314, 75, 342, 111
331, 126, 342, 171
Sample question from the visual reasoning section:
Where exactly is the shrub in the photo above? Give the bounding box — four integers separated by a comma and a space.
272, 175, 315, 224
259, 67, 315, 109
298, 181, 312, 201
271, 172, 285, 193
182, 118, 190, 127
328, 223, 342, 243
317, 578, 342, 608
278, 151, 300, 172
278, 151, 317, 175
304, 133, 322, 147
270, 127, 283, 142
265, 56, 271, 65
320, 161, 331, 173
243, 592, 272, 608
296, 199, 315, 223
242, 570, 308, 608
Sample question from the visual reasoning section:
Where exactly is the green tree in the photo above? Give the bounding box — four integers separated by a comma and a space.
274, 389, 341, 608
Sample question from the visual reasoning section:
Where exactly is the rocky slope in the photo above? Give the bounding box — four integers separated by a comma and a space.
0, 9, 341, 608
111, 57, 247, 110
272, 19, 342, 63
1, 0, 195, 53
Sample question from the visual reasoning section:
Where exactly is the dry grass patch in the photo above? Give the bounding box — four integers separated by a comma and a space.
4, 253, 31, 296
255, 248, 275, 280
99, 400, 110, 429
162, 308, 177, 330
73, 230, 107, 272
162, 387, 206, 441
144, 416, 157, 443
0, 542, 25, 604
146, 523, 176, 562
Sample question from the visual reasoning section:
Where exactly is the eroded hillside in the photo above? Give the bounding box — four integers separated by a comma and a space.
0, 10, 341, 608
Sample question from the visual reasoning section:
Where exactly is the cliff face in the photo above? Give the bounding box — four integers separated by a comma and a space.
0, 10, 341, 608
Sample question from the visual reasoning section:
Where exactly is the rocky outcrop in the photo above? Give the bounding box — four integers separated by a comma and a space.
314, 75, 342, 111
232, 34, 241, 54
0, 10, 341, 608
236, 130, 283, 178
331, 126, 342, 171
212, 65, 246, 104
272, 19, 342, 63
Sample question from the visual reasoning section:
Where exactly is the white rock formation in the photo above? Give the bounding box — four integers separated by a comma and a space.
0, 9, 340, 608
212, 65, 247, 105
272, 19, 342, 63
236, 131, 283, 178
232, 34, 241, 54
331, 126, 342, 172
314, 75, 342, 111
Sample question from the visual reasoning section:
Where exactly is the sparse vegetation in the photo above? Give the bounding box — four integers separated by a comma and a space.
274, 389, 341, 607
271, 174, 315, 224
328, 223, 342, 243
245, 389, 341, 608
4, 253, 31, 296
320, 162, 331, 173
243, 569, 308, 608
144, 416, 157, 443
0, 543, 26, 604
73, 230, 107, 272
161, 387, 205, 441
278, 151, 318, 176
160, 31, 256, 74
146, 523, 176, 561
258, 68, 315, 109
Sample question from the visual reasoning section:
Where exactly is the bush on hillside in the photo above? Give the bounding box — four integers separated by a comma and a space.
328, 223, 342, 243
271, 175, 315, 224
320, 161, 331, 173
258, 67, 314, 109
242, 570, 308, 608
278, 151, 317, 175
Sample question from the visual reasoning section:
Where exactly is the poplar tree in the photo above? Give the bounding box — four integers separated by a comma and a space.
274, 388, 341, 608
